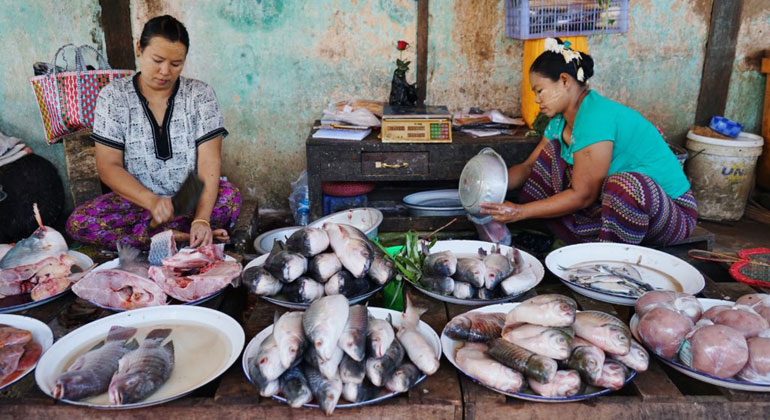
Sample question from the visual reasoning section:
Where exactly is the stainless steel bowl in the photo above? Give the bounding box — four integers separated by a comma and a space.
458, 147, 508, 224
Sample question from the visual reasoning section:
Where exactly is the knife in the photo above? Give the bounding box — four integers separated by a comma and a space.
150, 172, 204, 227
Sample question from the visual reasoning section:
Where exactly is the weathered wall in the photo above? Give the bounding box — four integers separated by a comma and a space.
0, 0, 106, 211
724, 0, 770, 134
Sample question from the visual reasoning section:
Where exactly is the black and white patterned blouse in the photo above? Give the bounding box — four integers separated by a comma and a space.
91, 74, 228, 196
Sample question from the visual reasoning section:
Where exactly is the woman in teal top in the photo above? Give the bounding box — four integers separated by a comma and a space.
481, 38, 697, 245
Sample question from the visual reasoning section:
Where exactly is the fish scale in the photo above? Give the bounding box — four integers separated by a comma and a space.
487, 338, 557, 383
444, 312, 506, 342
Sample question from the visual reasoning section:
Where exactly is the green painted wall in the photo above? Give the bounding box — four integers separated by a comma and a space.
0, 0, 106, 211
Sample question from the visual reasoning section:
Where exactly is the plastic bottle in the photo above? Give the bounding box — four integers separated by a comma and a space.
289, 171, 310, 226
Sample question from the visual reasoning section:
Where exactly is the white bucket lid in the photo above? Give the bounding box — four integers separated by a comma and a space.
686, 130, 764, 148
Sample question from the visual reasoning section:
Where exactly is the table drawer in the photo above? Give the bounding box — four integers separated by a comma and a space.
361, 152, 429, 176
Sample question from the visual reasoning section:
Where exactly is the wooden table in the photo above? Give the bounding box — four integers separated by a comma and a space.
305, 127, 539, 221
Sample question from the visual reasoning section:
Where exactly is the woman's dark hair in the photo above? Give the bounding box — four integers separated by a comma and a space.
139, 15, 189, 52
530, 38, 594, 85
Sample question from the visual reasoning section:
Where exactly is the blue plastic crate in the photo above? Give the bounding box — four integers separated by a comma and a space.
506, 0, 629, 40
322, 194, 369, 216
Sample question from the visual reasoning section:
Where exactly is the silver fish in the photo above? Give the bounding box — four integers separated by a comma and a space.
527, 369, 582, 397
567, 337, 605, 383
307, 253, 342, 283
476, 287, 498, 300
395, 295, 439, 375
318, 345, 344, 380
444, 312, 506, 342
339, 354, 366, 384
0, 204, 67, 269
487, 338, 557, 383
242, 266, 282, 296
304, 364, 343, 415
53, 326, 138, 401
338, 305, 368, 362
282, 276, 324, 303
323, 222, 373, 279
454, 342, 523, 394
502, 324, 574, 360
108, 328, 174, 405
286, 227, 330, 258
420, 276, 455, 295
572, 311, 631, 356
561, 263, 653, 297
504, 294, 577, 329
422, 251, 457, 278
324, 270, 351, 296
455, 258, 486, 288
280, 365, 312, 408
368, 252, 395, 286
274, 311, 307, 368
264, 240, 307, 283
256, 333, 287, 382
248, 357, 280, 397
483, 247, 515, 290
609, 339, 649, 372
592, 360, 628, 390
303, 295, 350, 361
366, 339, 405, 386
500, 266, 538, 296
342, 380, 380, 403
453, 281, 477, 299
341, 276, 371, 298
384, 362, 421, 393
367, 316, 395, 358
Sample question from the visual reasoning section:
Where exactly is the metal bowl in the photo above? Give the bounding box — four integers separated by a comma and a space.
253, 226, 302, 255
458, 148, 508, 224
402, 189, 466, 217
309, 207, 383, 239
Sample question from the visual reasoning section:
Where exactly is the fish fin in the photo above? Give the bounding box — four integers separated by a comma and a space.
116, 242, 142, 268
274, 311, 280, 325
106, 325, 138, 342
86, 340, 105, 352
145, 328, 173, 343
164, 340, 175, 358
124, 339, 139, 351
477, 247, 488, 257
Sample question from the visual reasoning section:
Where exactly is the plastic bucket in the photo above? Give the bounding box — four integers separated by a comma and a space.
685, 130, 764, 221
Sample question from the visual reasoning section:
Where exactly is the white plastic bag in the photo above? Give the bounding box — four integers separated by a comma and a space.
321, 101, 381, 127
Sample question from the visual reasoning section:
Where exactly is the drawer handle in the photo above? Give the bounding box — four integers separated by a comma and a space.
376, 161, 409, 169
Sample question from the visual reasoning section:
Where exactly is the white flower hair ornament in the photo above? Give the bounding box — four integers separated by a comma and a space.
544, 38, 586, 82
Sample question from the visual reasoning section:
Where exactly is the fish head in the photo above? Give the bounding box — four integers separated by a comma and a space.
53, 370, 98, 401
606, 324, 631, 354
547, 328, 574, 352
108, 372, 148, 405
446, 316, 472, 338
279, 342, 301, 369
571, 347, 603, 380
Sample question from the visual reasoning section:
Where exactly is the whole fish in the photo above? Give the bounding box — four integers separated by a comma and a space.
366, 339, 405, 386
323, 222, 373, 278
53, 326, 138, 401
339, 354, 366, 384
324, 270, 351, 296
342, 380, 380, 403
108, 328, 175, 405
572, 311, 631, 356
453, 281, 477, 300
282, 276, 324, 304
592, 360, 628, 390
256, 333, 287, 382
303, 295, 350, 361
504, 294, 577, 329
444, 312, 506, 342
476, 287, 498, 300
384, 362, 421, 393
367, 316, 395, 358
567, 337, 605, 383
608, 339, 649, 372
455, 258, 486, 288
454, 343, 523, 393
527, 370, 582, 397
304, 364, 343, 416
562, 263, 653, 297
0, 204, 67, 269
242, 266, 283, 296
273, 311, 307, 368
318, 345, 344, 380
307, 253, 341, 283
368, 252, 395, 286
248, 357, 280, 397
286, 227, 330, 258
422, 251, 457, 278
482, 247, 515, 290
264, 240, 307, 283
487, 338, 557, 383
395, 295, 439, 375
280, 366, 313, 408
338, 305, 368, 362
502, 324, 574, 360
420, 276, 455, 295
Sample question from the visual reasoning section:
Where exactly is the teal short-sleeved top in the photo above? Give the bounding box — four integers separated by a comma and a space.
543, 90, 690, 198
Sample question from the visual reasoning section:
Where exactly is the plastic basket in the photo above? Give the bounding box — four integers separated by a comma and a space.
505, 0, 629, 40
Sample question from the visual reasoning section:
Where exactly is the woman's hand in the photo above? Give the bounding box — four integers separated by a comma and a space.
150, 196, 174, 225
190, 220, 213, 247
479, 201, 527, 223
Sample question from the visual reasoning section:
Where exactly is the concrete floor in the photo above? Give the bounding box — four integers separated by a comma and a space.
700, 219, 769, 253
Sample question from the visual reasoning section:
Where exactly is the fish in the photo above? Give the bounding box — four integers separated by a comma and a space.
504, 294, 577, 329
444, 312, 506, 342
455, 343, 524, 393
487, 338, 557, 383
273, 311, 307, 368
318, 345, 344, 380
9, 339, 42, 378
341, 276, 371, 298
572, 311, 631, 356
367, 316, 395, 358
384, 362, 421, 393
303, 295, 350, 361
368, 251, 395, 286
0, 344, 25, 381
264, 240, 307, 283
0, 204, 68, 269
567, 337, 605, 383
338, 305, 368, 362
452, 281, 477, 299
339, 354, 366, 384
366, 339, 405, 386
420, 276, 455, 295
108, 328, 174, 405
148, 260, 242, 302
286, 227, 330, 258
247, 357, 280, 397
148, 230, 177, 266
242, 266, 283, 296
560, 263, 654, 297
303, 364, 343, 415
608, 339, 649, 372
307, 253, 342, 283
160, 243, 225, 269
256, 333, 287, 382
527, 370, 582, 397
323, 222, 373, 279
324, 270, 351, 296
502, 324, 574, 360
0, 325, 32, 347
482, 247, 515, 290
591, 360, 628, 390
422, 251, 457, 278
279, 365, 313, 408
395, 295, 439, 375
342, 379, 380, 403
53, 326, 138, 401
73, 264, 168, 310
455, 258, 486, 288
476, 287, 498, 300
281, 276, 324, 304
500, 266, 538, 297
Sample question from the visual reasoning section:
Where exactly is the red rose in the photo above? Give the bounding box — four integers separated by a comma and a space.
397, 40, 408, 51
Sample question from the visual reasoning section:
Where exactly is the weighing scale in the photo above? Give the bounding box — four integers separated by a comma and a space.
381, 105, 452, 143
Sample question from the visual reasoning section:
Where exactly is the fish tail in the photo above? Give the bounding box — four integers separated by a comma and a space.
106, 325, 138, 342
145, 328, 173, 342
117, 242, 142, 266
404, 294, 427, 327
